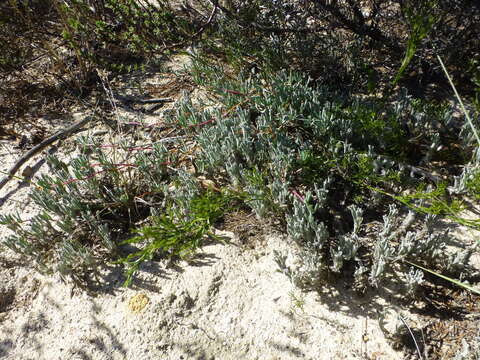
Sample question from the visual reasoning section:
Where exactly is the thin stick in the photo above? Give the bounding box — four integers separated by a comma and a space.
113, 94, 174, 105
0, 115, 94, 191
398, 314, 423, 360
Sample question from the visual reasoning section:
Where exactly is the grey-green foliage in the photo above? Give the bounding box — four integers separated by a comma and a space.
369, 207, 456, 287
186, 62, 477, 295
331, 205, 362, 273
403, 267, 425, 296
2, 56, 477, 296
0, 134, 173, 284
286, 179, 330, 248
450, 106, 480, 196
459, 103, 480, 150
197, 109, 263, 185
211, 0, 479, 97
370, 205, 402, 286
451, 166, 476, 195
168, 170, 202, 214
287, 194, 328, 250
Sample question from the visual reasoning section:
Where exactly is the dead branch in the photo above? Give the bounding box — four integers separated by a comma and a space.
0, 114, 95, 191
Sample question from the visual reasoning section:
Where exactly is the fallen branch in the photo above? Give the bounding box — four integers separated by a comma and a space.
112, 94, 173, 105
0, 115, 95, 191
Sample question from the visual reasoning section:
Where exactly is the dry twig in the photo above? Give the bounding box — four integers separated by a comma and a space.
0, 115, 95, 191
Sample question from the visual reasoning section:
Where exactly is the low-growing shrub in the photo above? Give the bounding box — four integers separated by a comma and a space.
204, 0, 480, 96
185, 60, 478, 295
119, 189, 237, 286
0, 118, 241, 287
1, 50, 478, 297
0, 132, 175, 285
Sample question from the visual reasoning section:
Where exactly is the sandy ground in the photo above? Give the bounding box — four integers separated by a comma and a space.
0, 235, 403, 360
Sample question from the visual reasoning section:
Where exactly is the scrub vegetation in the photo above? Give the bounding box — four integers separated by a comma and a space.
1, 1, 479, 357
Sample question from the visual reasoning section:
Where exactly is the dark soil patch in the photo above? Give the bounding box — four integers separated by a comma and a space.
217, 209, 266, 249
0, 287, 15, 314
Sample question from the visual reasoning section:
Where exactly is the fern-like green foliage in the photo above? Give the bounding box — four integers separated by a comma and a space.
118, 190, 235, 286
394, 0, 439, 85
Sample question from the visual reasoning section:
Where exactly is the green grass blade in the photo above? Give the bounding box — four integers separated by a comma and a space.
437, 55, 480, 147
405, 260, 480, 295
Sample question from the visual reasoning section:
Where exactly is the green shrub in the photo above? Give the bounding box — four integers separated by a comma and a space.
119, 190, 236, 286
